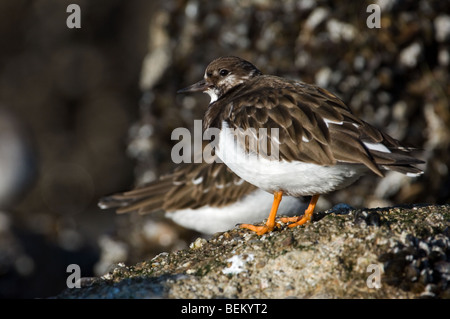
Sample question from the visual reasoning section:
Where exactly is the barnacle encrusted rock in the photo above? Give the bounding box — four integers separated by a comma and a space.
56, 204, 450, 299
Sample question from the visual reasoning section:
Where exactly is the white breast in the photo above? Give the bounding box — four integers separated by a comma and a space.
215, 121, 367, 196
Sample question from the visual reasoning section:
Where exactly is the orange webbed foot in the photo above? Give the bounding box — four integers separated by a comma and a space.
279, 194, 320, 229
239, 223, 280, 236
240, 191, 283, 236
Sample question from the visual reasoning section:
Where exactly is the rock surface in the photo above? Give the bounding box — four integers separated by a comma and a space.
57, 204, 450, 299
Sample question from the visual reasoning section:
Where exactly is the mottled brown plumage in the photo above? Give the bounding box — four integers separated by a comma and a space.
178, 56, 425, 235
99, 158, 257, 215
199, 62, 423, 177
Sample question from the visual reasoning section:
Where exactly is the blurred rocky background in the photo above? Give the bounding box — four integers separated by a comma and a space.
0, 0, 448, 298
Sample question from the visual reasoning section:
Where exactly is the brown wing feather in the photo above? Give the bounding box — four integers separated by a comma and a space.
98, 160, 258, 215
207, 75, 422, 176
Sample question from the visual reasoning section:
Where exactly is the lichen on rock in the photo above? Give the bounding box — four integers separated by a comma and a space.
56, 204, 450, 299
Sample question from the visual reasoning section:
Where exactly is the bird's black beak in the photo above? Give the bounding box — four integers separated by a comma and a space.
177, 79, 210, 94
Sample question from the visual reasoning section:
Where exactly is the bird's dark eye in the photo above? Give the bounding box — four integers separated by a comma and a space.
219, 69, 229, 76
206, 72, 212, 77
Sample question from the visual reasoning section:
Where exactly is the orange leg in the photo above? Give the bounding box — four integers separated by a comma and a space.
279, 195, 320, 228
240, 191, 283, 236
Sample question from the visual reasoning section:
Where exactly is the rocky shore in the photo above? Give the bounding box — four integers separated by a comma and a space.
57, 204, 450, 298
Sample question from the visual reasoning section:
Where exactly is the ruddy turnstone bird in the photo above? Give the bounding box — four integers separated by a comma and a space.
99, 158, 307, 234
177, 56, 425, 235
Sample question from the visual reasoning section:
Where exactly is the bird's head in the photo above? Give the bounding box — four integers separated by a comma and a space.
177, 56, 262, 104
